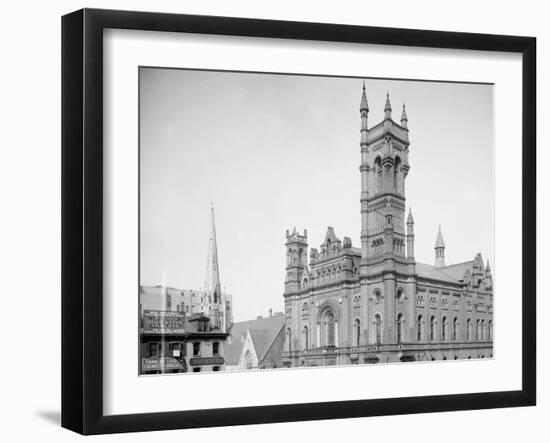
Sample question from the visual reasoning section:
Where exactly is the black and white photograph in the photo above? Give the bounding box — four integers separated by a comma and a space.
138, 68, 495, 375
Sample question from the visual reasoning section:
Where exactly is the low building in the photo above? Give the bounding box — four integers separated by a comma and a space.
140, 312, 228, 374
225, 311, 286, 371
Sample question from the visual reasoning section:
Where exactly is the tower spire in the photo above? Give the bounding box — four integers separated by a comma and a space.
359, 82, 370, 264
434, 225, 446, 268
406, 208, 415, 260
400, 103, 408, 129
384, 91, 392, 120
205, 204, 222, 325
360, 81, 369, 112
360, 81, 369, 139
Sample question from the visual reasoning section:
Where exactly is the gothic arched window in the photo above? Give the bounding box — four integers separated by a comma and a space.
452, 317, 458, 341
354, 319, 361, 347
394, 156, 402, 193
430, 316, 436, 341
467, 318, 472, 341
375, 156, 382, 193
321, 309, 336, 347
481, 319, 486, 341
476, 319, 481, 341
374, 314, 382, 344
488, 320, 493, 341
441, 316, 447, 341
396, 313, 404, 343
417, 315, 423, 341
303, 326, 309, 350
244, 350, 254, 370
396, 287, 405, 301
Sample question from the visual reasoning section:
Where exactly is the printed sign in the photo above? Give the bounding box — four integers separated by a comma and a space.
142, 357, 186, 372
142, 310, 185, 334
189, 357, 225, 366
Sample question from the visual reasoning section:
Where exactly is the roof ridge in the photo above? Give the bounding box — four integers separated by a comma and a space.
258, 323, 285, 363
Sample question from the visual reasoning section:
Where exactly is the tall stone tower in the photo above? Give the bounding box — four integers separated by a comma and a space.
360, 89, 410, 265
359, 84, 414, 345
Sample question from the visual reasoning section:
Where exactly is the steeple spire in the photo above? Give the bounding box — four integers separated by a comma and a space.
434, 225, 446, 268
400, 103, 408, 129
384, 91, 392, 120
360, 81, 369, 112
205, 203, 221, 308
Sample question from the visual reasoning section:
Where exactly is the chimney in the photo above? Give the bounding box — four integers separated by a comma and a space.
269, 308, 273, 318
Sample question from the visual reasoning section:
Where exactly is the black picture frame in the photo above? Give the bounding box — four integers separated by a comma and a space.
61, 8, 536, 435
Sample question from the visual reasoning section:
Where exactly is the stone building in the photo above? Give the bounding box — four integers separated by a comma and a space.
281, 84, 493, 367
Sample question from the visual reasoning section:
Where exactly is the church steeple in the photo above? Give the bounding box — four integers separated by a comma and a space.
205, 203, 223, 328
384, 91, 392, 120
434, 225, 446, 268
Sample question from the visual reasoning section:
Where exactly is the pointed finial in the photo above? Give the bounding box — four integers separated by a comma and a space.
400, 103, 408, 129
384, 91, 392, 119
360, 81, 369, 112
435, 225, 445, 248
486, 259, 491, 272
407, 207, 414, 224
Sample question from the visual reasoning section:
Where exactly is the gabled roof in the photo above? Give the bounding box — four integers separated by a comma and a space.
417, 259, 483, 285
438, 260, 475, 281
323, 226, 340, 244
225, 315, 286, 365
416, 262, 460, 284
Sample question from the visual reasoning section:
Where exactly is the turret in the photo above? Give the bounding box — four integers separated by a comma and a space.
384, 92, 392, 120
359, 83, 370, 265
434, 225, 446, 268
472, 253, 485, 287
406, 208, 415, 259
360, 81, 369, 133
285, 228, 308, 293
400, 103, 408, 130
485, 259, 493, 289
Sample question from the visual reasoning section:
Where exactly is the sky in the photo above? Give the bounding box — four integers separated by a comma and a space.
139, 68, 494, 322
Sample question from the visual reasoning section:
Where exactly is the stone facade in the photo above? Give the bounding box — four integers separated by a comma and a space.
282, 84, 493, 367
